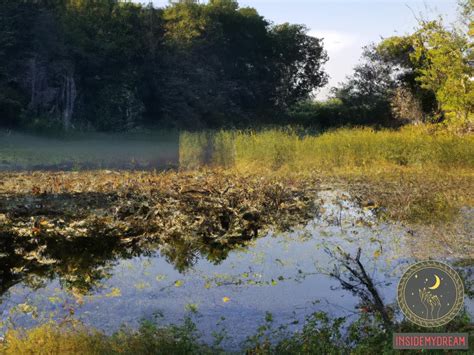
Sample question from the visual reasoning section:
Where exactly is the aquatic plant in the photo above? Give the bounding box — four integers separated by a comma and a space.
0, 170, 320, 295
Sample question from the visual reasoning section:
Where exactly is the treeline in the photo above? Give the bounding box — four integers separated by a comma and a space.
0, 0, 472, 133
0, 0, 328, 132
293, 0, 473, 128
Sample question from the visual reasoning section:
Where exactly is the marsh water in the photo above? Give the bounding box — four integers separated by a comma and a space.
0, 132, 473, 350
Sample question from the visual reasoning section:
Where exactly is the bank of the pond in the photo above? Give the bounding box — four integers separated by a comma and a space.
1, 311, 473, 354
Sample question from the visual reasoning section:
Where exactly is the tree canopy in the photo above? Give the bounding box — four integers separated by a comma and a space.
328, 0, 473, 127
0, 0, 328, 131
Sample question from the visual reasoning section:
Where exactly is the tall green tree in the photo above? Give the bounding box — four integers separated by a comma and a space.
271, 23, 328, 108
0, 0, 329, 131
332, 46, 396, 125
378, 18, 473, 123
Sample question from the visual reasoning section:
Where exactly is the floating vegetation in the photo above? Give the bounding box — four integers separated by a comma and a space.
0, 170, 319, 242
0, 170, 320, 295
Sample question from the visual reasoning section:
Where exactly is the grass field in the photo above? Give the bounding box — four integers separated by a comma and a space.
180, 126, 474, 171
179, 126, 474, 225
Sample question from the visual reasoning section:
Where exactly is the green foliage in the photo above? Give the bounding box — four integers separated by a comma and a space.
1, 1, 471, 131
245, 312, 346, 354
376, 15, 474, 124
3, 310, 472, 354
0, 0, 328, 132
163, 0, 208, 44
286, 99, 345, 128
413, 21, 473, 121
331, 46, 398, 126
245, 310, 474, 354
271, 23, 328, 108
94, 85, 145, 131
331, 3, 473, 127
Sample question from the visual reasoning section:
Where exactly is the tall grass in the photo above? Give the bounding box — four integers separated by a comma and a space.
179, 126, 474, 172
1, 320, 213, 355
177, 127, 474, 224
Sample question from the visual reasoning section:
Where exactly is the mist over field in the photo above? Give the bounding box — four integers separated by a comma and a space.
0, 130, 180, 170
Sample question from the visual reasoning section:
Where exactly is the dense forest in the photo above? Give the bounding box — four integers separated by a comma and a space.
0, 0, 472, 132
0, 0, 329, 131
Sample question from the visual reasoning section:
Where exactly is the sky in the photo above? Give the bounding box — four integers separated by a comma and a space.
138, 0, 460, 98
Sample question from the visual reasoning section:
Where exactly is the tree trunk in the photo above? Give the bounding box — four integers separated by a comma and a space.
61, 72, 76, 131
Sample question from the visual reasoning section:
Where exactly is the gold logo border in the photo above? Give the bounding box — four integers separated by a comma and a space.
397, 260, 464, 328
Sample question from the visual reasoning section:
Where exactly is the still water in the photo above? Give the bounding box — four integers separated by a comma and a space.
1, 188, 472, 349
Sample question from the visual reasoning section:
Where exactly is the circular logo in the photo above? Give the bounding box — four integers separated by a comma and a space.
397, 261, 464, 327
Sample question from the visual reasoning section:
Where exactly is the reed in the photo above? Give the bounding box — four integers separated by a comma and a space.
178, 126, 474, 173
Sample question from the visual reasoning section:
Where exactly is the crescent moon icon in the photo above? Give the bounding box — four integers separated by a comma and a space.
428, 275, 441, 290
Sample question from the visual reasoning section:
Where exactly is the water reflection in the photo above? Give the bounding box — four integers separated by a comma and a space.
0, 222, 248, 298
1, 188, 472, 348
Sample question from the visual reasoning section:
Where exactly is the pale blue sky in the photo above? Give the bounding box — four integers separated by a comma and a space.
137, 0, 459, 97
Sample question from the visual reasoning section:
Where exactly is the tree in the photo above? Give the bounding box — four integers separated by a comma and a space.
376, 34, 438, 120
378, 21, 473, 123
376, 4, 474, 123
332, 46, 396, 125
0, 0, 330, 131
271, 24, 328, 108
412, 21, 473, 121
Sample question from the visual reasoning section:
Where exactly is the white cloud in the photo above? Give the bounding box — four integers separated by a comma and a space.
308, 30, 359, 54
308, 30, 364, 99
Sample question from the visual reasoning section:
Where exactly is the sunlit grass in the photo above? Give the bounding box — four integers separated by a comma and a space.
179, 126, 474, 224
2, 311, 472, 354
178, 126, 473, 173
230, 126, 474, 172
0, 320, 213, 355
